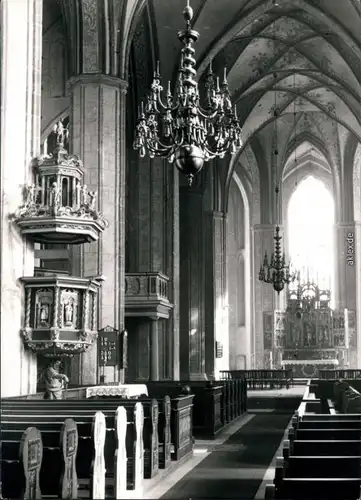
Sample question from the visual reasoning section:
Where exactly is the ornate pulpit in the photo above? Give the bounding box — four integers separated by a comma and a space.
13, 120, 109, 359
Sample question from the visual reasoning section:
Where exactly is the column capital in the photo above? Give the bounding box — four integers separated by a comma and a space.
67, 74, 128, 93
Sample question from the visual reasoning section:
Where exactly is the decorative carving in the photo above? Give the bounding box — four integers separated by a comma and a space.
179, 408, 191, 446
61, 290, 79, 328
20, 275, 104, 357
12, 118, 108, 245
125, 272, 173, 320
20, 428, 43, 500
60, 419, 78, 499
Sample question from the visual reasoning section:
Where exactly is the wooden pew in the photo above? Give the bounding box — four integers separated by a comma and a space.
1, 404, 140, 498
286, 438, 361, 457
1, 400, 153, 485
267, 390, 361, 500
3, 395, 174, 468
146, 379, 246, 438
1, 420, 78, 500
266, 478, 361, 499
288, 427, 361, 441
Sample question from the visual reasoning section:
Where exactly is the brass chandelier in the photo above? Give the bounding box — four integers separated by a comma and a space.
259, 187, 298, 293
133, 0, 243, 186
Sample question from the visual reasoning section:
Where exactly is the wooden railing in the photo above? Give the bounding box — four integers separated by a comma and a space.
319, 369, 361, 380
219, 369, 293, 389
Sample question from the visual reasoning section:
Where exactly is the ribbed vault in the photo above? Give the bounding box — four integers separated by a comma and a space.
144, 0, 361, 204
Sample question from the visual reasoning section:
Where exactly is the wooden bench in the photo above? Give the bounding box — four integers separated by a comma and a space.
267, 389, 361, 499
1, 405, 141, 499
1, 402, 146, 497
283, 456, 361, 478
1, 399, 158, 483
146, 379, 246, 438
1, 420, 79, 499
220, 369, 292, 390
266, 477, 361, 499
288, 427, 361, 441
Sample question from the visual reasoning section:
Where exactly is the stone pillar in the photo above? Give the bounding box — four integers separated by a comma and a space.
1, 0, 43, 396
179, 185, 205, 379
252, 224, 278, 368
150, 319, 160, 381
68, 74, 127, 385
126, 153, 180, 380
204, 211, 229, 379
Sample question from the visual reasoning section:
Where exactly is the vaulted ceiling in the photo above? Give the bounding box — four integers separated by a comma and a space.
142, 0, 361, 187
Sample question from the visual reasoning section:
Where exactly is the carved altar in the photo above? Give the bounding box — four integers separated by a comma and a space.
263, 280, 357, 377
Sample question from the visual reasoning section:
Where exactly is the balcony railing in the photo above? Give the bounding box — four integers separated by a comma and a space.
125, 272, 173, 319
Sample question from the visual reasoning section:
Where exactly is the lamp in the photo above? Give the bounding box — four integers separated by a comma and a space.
259, 187, 298, 293
133, 0, 242, 186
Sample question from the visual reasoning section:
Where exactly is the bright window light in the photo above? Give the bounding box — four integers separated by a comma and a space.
288, 176, 334, 306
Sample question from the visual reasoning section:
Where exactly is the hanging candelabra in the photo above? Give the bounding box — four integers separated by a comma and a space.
133, 0, 242, 186
259, 187, 298, 293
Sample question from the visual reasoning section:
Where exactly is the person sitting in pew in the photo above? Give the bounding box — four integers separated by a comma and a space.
42, 360, 69, 400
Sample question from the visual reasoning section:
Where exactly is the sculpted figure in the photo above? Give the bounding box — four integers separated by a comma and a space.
64, 301, 73, 324
43, 360, 69, 400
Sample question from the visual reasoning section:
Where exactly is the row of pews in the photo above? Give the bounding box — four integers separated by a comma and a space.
219, 369, 293, 390
266, 380, 361, 499
1, 398, 169, 499
1, 379, 247, 499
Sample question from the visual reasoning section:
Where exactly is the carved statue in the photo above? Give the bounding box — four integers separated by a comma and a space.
75, 182, 82, 207
39, 303, 49, 324
43, 360, 69, 400
51, 182, 61, 211
88, 191, 97, 210
64, 301, 74, 325
81, 185, 88, 205
53, 120, 69, 149
26, 184, 38, 206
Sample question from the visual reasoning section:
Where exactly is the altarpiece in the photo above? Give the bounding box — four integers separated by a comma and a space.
263, 281, 356, 377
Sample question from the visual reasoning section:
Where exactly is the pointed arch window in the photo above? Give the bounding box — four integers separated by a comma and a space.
288, 176, 335, 306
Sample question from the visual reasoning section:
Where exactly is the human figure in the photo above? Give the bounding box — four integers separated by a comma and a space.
88, 191, 97, 210
43, 360, 69, 400
40, 303, 49, 324
51, 182, 61, 211
53, 120, 69, 149
64, 301, 73, 324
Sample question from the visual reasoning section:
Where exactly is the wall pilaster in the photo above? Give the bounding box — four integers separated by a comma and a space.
126, 153, 180, 380
67, 74, 127, 384
179, 186, 205, 378
204, 211, 229, 379
1, 0, 43, 396
252, 224, 278, 367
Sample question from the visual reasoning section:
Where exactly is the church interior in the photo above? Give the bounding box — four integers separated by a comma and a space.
2, 0, 361, 499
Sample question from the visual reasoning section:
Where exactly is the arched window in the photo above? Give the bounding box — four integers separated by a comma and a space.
288, 176, 335, 305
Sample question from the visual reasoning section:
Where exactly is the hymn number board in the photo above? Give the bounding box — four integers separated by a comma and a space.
98, 326, 119, 366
